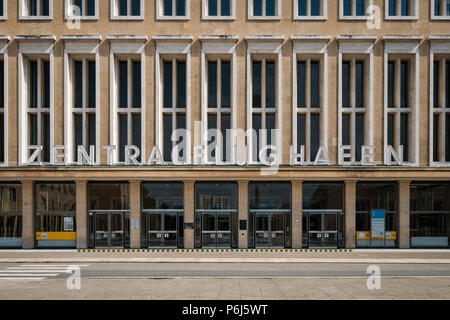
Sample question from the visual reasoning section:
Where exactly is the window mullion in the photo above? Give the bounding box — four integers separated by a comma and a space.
217, 59, 222, 109
440, 110, 446, 162
261, 59, 266, 109
351, 58, 356, 108
172, 59, 177, 108
127, 111, 132, 146
306, 111, 311, 162
37, 59, 42, 109
306, 59, 311, 108
351, 111, 356, 162
82, 112, 87, 148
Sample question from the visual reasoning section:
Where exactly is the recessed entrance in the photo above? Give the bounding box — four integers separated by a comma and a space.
303, 210, 343, 249
254, 212, 285, 248
200, 211, 232, 248
146, 212, 183, 248
92, 212, 129, 248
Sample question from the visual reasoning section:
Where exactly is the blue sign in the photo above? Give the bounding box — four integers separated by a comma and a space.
371, 210, 386, 238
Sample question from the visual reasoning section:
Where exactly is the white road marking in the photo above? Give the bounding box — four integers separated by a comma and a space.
0, 273, 59, 277
2, 270, 70, 273
0, 277, 46, 281
0, 264, 88, 282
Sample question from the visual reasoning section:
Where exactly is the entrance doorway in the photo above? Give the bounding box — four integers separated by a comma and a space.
200, 211, 232, 248
90, 211, 129, 248
303, 210, 343, 248
146, 211, 182, 248
254, 212, 285, 248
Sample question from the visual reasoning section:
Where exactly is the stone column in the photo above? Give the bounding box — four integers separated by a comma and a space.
238, 180, 249, 249
75, 180, 88, 249
184, 180, 195, 249
398, 180, 411, 249
291, 180, 303, 249
21, 180, 34, 249
129, 180, 141, 249
345, 180, 357, 249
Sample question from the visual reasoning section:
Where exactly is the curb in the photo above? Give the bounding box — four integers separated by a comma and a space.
77, 249, 353, 253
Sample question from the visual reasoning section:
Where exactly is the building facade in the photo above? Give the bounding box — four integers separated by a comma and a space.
0, 0, 450, 249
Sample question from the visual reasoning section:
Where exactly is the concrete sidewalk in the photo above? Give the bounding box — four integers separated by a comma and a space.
1, 249, 450, 264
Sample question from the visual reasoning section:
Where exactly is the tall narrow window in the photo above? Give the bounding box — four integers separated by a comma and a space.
162, 60, 187, 162
0, 0, 5, 18
251, 59, 277, 163
387, 59, 411, 162
207, 59, 232, 162
27, 59, 51, 163
116, 59, 142, 163
432, 58, 450, 163
296, 59, 321, 162
72, 59, 96, 163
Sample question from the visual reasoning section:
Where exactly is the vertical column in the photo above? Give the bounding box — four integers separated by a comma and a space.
75, 180, 88, 249
21, 180, 34, 249
345, 180, 357, 249
291, 180, 303, 248
129, 180, 141, 249
184, 180, 195, 249
238, 180, 249, 249
398, 180, 411, 249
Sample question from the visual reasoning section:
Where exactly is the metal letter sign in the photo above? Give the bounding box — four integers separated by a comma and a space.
371, 210, 386, 239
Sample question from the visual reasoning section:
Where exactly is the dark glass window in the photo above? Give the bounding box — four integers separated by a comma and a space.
342, 114, 350, 146
344, 0, 352, 16
132, 113, 141, 162
42, 113, 50, 162
177, 61, 186, 108
401, 0, 409, 16
0, 60, 4, 108
311, 0, 320, 16
164, 0, 172, 16
266, 113, 275, 158
266, 61, 275, 108
88, 61, 96, 108
400, 61, 409, 108
355, 61, 364, 107
253, 0, 262, 16
119, 0, 128, 15
176, 114, 186, 160
297, 114, 306, 153
297, 61, 306, 108
446, 61, 450, 108
42, 0, 49, 16
88, 114, 96, 153
163, 61, 172, 108
207, 114, 217, 160
356, 0, 365, 16
356, 183, 398, 213
266, 0, 275, 16
0, 113, 4, 163
132, 61, 141, 108
29, 114, 38, 146
446, 114, 450, 161
74, 114, 83, 161
74, 61, 83, 108
163, 114, 172, 162
195, 182, 237, 210
42, 61, 50, 108
310, 114, 320, 161
303, 183, 344, 210
75, 0, 82, 14
221, 114, 230, 162
208, 61, 217, 108
87, 0, 95, 16
252, 61, 261, 108
29, 61, 38, 108
119, 61, 128, 108
389, 0, 396, 15
342, 61, 350, 107
310, 61, 319, 108
249, 182, 291, 210
221, 0, 231, 16
388, 61, 395, 107
88, 183, 130, 210
355, 113, 364, 162
0, 0, 3, 17
388, 114, 395, 146
435, 0, 440, 16
208, 0, 217, 16
119, 114, 127, 162
252, 114, 261, 162
176, 0, 185, 16
434, 61, 440, 108
433, 114, 440, 162
29, 0, 37, 16
298, 0, 307, 15
142, 182, 184, 209
400, 113, 409, 161
221, 61, 231, 108
131, 0, 140, 16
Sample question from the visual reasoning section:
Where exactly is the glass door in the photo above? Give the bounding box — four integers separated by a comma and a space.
94, 213, 125, 248
201, 212, 231, 248
270, 213, 285, 248
95, 213, 109, 248
147, 213, 178, 248
255, 212, 285, 248
110, 213, 124, 248
308, 212, 338, 248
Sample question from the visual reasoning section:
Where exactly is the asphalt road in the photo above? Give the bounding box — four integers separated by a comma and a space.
1, 262, 450, 279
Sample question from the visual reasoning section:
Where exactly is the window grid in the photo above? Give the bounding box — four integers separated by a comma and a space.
158, 0, 189, 19
341, 0, 372, 19
162, 58, 187, 163
26, 58, 51, 163
66, 0, 97, 19
72, 58, 96, 163
296, 58, 322, 163
387, 58, 412, 163
248, 0, 280, 19
206, 58, 232, 163
341, 58, 367, 163
203, 0, 234, 19
385, 0, 418, 19
432, 0, 450, 19
432, 57, 450, 164
111, 0, 143, 19
116, 58, 142, 163
294, 0, 326, 19
251, 58, 277, 163
21, 0, 52, 18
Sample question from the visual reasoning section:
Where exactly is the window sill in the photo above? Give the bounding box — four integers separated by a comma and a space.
19, 16, 53, 21
202, 16, 235, 21
431, 16, 450, 20
385, 16, 419, 21
339, 15, 369, 21
65, 15, 99, 21
110, 15, 144, 21
248, 16, 281, 21
294, 16, 327, 21
156, 15, 190, 21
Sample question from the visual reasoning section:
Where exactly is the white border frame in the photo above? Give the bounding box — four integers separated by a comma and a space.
202, 0, 236, 20
110, 0, 144, 20
0, 0, 7, 20
245, 35, 284, 164
0, 36, 9, 166
382, 36, 423, 166
294, 0, 327, 20
156, 0, 190, 20
153, 35, 193, 164
384, 0, 419, 20
199, 36, 239, 164
107, 35, 147, 164
61, 35, 101, 164
431, 0, 450, 20
16, 35, 56, 165
337, 36, 376, 164
429, 36, 450, 167
65, 0, 99, 20
291, 36, 330, 164
19, 0, 53, 20
339, 0, 373, 20
248, 0, 282, 20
